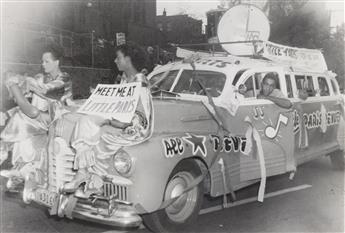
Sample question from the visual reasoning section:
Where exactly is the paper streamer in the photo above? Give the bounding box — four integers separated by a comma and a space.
252, 126, 266, 202
245, 116, 266, 202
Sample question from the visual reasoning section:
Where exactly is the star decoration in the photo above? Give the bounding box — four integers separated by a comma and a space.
182, 133, 207, 157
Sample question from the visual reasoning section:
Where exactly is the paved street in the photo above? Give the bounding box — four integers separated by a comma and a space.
1, 156, 344, 233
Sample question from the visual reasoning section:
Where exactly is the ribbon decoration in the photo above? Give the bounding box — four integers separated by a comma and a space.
245, 116, 266, 202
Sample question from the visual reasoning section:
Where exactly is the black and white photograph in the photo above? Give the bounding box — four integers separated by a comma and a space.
0, 0, 344, 232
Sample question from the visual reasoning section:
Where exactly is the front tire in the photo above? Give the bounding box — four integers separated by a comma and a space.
142, 160, 203, 233
329, 150, 345, 170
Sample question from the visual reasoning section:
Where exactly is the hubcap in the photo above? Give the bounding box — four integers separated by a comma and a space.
164, 171, 198, 223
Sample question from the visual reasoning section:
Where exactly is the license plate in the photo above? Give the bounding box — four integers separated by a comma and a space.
35, 189, 58, 207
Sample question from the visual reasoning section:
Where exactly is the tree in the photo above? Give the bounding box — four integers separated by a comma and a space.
269, 1, 327, 48
269, 1, 344, 90
323, 24, 345, 90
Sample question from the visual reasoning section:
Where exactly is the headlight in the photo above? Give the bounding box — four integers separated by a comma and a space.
114, 150, 132, 175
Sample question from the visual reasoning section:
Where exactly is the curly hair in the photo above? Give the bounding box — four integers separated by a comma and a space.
115, 41, 148, 72
44, 43, 64, 61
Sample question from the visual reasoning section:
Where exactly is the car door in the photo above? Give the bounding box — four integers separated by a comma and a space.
312, 76, 342, 154
216, 67, 295, 185
290, 73, 341, 163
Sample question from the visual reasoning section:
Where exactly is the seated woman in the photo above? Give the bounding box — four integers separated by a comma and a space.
62, 42, 153, 194
0, 44, 72, 178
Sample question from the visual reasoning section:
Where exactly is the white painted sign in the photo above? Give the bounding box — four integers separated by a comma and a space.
116, 32, 126, 46
256, 41, 328, 72
78, 83, 141, 123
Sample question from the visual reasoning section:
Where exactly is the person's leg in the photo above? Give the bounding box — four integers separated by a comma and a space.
0, 142, 9, 166
62, 115, 105, 193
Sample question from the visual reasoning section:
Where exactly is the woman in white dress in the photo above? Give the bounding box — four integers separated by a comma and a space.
0, 44, 72, 179
62, 42, 153, 194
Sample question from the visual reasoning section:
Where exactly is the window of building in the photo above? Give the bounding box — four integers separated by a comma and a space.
317, 77, 330, 96
157, 23, 163, 31
131, 0, 141, 22
167, 22, 172, 32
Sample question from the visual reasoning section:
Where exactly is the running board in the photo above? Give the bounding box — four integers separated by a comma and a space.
199, 184, 312, 215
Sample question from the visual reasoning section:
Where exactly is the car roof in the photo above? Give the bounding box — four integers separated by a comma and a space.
148, 55, 336, 82
148, 56, 276, 80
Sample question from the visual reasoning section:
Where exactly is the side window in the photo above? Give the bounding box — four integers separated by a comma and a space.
239, 72, 281, 98
295, 75, 316, 97
330, 79, 339, 95
317, 77, 330, 96
285, 74, 293, 98
306, 76, 316, 97
239, 75, 256, 98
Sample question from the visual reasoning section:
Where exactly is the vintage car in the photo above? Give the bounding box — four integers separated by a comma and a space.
1, 53, 344, 233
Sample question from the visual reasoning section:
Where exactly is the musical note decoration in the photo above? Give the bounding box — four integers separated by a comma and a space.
264, 114, 289, 139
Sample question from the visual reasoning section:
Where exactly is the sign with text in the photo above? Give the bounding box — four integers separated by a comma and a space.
257, 41, 328, 72
116, 32, 126, 46
78, 83, 141, 123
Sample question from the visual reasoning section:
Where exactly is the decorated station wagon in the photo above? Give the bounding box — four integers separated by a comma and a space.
2, 5, 344, 233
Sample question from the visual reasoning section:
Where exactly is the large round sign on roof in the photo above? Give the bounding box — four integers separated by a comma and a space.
217, 4, 270, 56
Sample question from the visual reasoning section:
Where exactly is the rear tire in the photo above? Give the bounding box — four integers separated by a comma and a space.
329, 150, 345, 170
142, 160, 203, 233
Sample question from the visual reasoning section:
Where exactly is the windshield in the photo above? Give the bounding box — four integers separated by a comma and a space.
173, 70, 226, 97
149, 70, 179, 91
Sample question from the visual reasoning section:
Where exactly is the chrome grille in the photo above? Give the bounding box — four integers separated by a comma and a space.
48, 137, 76, 192
103, 182, 128, 202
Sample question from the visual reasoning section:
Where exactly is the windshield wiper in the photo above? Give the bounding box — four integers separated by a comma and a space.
151, 89, 181, 97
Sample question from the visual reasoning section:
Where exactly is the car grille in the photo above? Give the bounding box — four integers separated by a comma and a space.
49, 120, 130, 202
48, 137, 76, 193
103, 182, 128, 202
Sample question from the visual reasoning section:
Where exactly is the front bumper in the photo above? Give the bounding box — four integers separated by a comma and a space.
21, 187, 142, 228
73, 201, 142, 228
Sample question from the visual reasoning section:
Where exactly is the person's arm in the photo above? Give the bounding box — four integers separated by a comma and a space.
5, 73, 40, 118
28, 74, 68, 95
102, 118, 132, 129
8, 83, 40, 118
258, 94, 292, 109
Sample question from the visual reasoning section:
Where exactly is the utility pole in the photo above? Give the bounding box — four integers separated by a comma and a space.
91, 30, 95, 67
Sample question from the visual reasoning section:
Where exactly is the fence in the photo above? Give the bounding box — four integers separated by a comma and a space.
2, 24, 113, 68
1, 62, 113, 114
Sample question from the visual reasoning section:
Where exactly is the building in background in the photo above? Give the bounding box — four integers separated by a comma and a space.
156, 9, 205, 46
73, 0, 157, 46
205, 7, 227, 41
3, 0, 158, 68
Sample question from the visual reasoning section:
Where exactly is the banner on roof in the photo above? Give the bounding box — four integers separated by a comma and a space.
255, 41, 328, 72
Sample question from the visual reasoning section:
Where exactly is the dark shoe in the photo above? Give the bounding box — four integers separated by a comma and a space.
61, 170, 91, 193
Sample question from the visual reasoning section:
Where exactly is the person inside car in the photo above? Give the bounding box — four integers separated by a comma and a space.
257, 73, 292, 109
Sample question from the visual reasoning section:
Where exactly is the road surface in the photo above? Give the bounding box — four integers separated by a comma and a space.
1, 156, 344, 233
